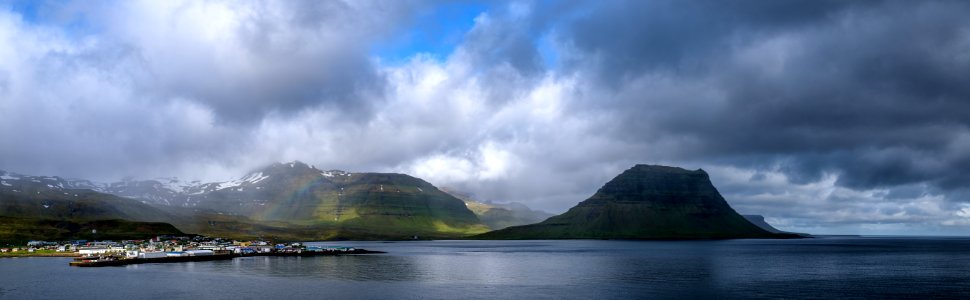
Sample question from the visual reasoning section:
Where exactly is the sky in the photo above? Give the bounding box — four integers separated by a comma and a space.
1, 0, 969, 236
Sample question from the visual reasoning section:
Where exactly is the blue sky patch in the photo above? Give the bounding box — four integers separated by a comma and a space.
371, 2, 490, 64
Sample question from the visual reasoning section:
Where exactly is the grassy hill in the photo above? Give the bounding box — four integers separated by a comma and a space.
161, 163, 490, 240
2, 163, 494, 241
0, 189, 172, 223
0, 181, 184, 243
0, 216, 183, 245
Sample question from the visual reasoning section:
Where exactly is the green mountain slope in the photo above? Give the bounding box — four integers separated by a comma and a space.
0, 189, 171, 223
0, 216, 183, 245
0, 179, 183, 243
1, 163, 492, 241
170, 162, 489, 240
478, 165, 799, 240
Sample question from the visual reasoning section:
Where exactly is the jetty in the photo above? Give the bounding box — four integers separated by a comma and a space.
69, 248, 385, 267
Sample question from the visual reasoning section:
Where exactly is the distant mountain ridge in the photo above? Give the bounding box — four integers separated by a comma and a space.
440, 187, 554, 230
0, 170, 186, 243
479, 164, 799, 239
2, 163, 804, 242
0, 171, 173, 222
3, 162, 490, 240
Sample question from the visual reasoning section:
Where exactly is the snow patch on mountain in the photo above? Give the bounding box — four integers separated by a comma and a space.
321, 170, 352, 178
215, 172, 270, 190
244, 172, 269, 184
153, 177, 195, 193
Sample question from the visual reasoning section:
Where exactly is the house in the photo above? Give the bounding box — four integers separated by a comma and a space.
139, 252, 167, 259
184, 250, 214, 256
234, 247, 256, 254
197, 245, 223, 251
78, 247, 110, 255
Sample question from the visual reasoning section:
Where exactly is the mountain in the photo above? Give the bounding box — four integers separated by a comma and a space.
99, 177, 202, 207
478, 165, 800, 239
84, 162, 489, 240
441, 188, 554, 230
0, 216, 182, 245
2, 164, 490, 240
0, 171, 175, 222
0, 170, 184, 243
211, 162, 490, 239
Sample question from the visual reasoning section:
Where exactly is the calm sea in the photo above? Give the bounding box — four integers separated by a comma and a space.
1, 237, 969, 299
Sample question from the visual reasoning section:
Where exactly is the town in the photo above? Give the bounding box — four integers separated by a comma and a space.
0, 236, 378, 266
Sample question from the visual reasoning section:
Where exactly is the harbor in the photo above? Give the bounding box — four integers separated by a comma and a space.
69, 247, 384, 267
2, 236, 385, 267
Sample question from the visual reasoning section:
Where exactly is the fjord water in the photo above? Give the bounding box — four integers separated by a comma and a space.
2, 238, 969, 299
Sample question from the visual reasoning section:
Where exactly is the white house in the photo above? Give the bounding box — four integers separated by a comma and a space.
78, 247, 110, 255
139, 252, 168, 259
184, 250, 214, 256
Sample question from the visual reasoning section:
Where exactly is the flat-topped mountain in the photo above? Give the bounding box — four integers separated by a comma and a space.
478, 164, 798, 239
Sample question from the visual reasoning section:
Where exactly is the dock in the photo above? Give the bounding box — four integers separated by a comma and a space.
69, 249, 385, 267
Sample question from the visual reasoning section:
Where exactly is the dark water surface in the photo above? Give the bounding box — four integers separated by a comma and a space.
2, 237, 969, 299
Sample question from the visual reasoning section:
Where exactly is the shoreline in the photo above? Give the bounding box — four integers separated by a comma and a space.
69, 249, 385, 267
0, 252, 80, 258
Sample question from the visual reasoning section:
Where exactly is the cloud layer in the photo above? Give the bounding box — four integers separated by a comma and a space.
1, 0, 969, 235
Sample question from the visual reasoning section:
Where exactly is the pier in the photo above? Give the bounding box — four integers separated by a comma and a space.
69, 248, 385, 267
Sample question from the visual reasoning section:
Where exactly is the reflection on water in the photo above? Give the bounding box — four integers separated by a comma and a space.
2, 238, 970, 299
220, 255, 425, 281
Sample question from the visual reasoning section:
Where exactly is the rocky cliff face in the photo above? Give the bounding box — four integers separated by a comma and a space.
478, 164, 796, 239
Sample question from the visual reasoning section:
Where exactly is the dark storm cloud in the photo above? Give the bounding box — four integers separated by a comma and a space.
552, 0, 970, 199
561, 0, 868, 82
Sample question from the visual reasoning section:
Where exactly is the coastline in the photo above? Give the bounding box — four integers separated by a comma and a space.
69, 249, 386, 267
0, 252, 80, 258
